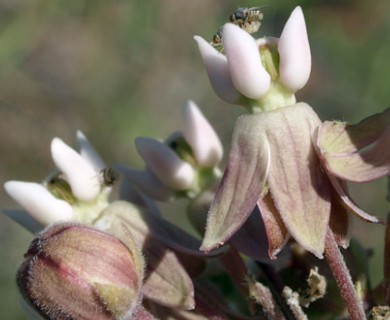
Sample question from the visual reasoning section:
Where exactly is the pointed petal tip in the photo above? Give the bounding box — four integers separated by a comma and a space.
51, 137, 101, 201
278, 6, 311, 91
182, 100, 223, 167
136, 137, 195, 190
223, 23, 271, 99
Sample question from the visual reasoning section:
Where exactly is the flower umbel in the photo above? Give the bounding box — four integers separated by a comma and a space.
195, 6, 311, 112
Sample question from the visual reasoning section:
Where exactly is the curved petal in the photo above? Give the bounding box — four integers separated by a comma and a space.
316, 109, 390, 182
76, 130, 106, 171
257, 194, 289, 259
51, 138, 100, 201
263, 103, 331, 258
328, 175, 381, 223
223, 23, 271, 99
278, 6, 311, 91
182, 100, 223, 167
201, 114, 270, 252
4, 181, 73, 226
194, 35, 242, 104
135, 137, 195, 190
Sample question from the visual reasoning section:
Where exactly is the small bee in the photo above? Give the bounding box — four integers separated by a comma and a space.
100, 167, 119, 187
211, 7, 264, 47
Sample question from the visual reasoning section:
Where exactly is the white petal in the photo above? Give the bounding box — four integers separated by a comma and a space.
223, 23, 271, 99
278, 6, 311, 91
119, 166, 174, 201
76, 130, 106, 171
4, 181, 73, 226
135, 137, 195, 190
194, 35, 242, 104
51, 138, 100, 201
182, 100, 223, 167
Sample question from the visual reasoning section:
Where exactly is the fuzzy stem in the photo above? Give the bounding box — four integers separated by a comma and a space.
324, 228, 366, 320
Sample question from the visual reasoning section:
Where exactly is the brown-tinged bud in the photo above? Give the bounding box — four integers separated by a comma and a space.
17, 223, 144, 320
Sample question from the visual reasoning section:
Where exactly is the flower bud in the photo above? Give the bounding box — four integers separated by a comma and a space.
17, 223, 144, 320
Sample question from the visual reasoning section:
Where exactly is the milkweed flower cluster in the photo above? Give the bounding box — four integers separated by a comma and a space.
3, 5, 390, 320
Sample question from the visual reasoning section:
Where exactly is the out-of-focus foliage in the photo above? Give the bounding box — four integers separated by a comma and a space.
0, 0, 388, 318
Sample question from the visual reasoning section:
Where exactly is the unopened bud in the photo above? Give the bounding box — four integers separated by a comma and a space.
17, 223, 144, 320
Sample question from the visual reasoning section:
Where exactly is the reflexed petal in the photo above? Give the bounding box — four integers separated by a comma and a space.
222, 23, 271, 99
316, 109, 390, 182
119, 166, 174, 201
257, 193, 289, 259
51, 138, 100, 201
4, 181, 73, 226
76, 130, 106, 171
142, 246, 195, 310
329, 185, 351, 248
95, 201, 197, 310
263, 103, 331, 258
328, 175, 380, 223
135, 137, 195, 190
201, 114, 270, 252
278, 6, 311, 91
194, 35, 242, 104
182, 100, 223, 167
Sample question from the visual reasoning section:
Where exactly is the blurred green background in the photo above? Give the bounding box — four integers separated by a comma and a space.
0, 0, 389, 318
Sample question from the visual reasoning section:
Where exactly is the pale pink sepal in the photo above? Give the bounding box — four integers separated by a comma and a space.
316, 109, 390, 182
328, 175, 380, 224
182, 100, 223, 168
51, 138, 101, 201
223, 23, 271, 99
4, 181, 73, 226
119, 167, 174, 201
135, 137, 195, 190
263, 103, 330, 258
278, 6, 311, 92
201, 114, 270, 252
194, 35, 241, 104
76, 130, 106, 171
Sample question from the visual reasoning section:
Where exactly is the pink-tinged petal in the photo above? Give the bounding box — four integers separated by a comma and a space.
135, 137, 195, 190
278, 6, 311, 91
194, 35, 242, 104
51, 138, 100, 201
329, 185, 351, 249
328, 175, 381, 223
4, 181, 73, 226
119, 166, 174, 201
182, 100, 223, 167
223, 23, 271, 99
257, 193, 289, 259
142, 246, 195, 310
316, 109, 390, 182
96, 202, 196, 310
201, 114, 270, 252
76, 130, 106, 171
263, 103, 331, 258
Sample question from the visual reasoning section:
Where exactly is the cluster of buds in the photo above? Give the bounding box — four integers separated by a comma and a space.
120, 100, 223, 201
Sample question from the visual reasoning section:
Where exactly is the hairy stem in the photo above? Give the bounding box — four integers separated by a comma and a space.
324, 228, 365, 320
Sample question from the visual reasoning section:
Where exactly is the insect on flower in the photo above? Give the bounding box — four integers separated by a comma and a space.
211, 7, 264, 47
100, 167, 120, 187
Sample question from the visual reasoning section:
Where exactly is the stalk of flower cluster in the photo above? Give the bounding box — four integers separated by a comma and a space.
324, 229, 366, 320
